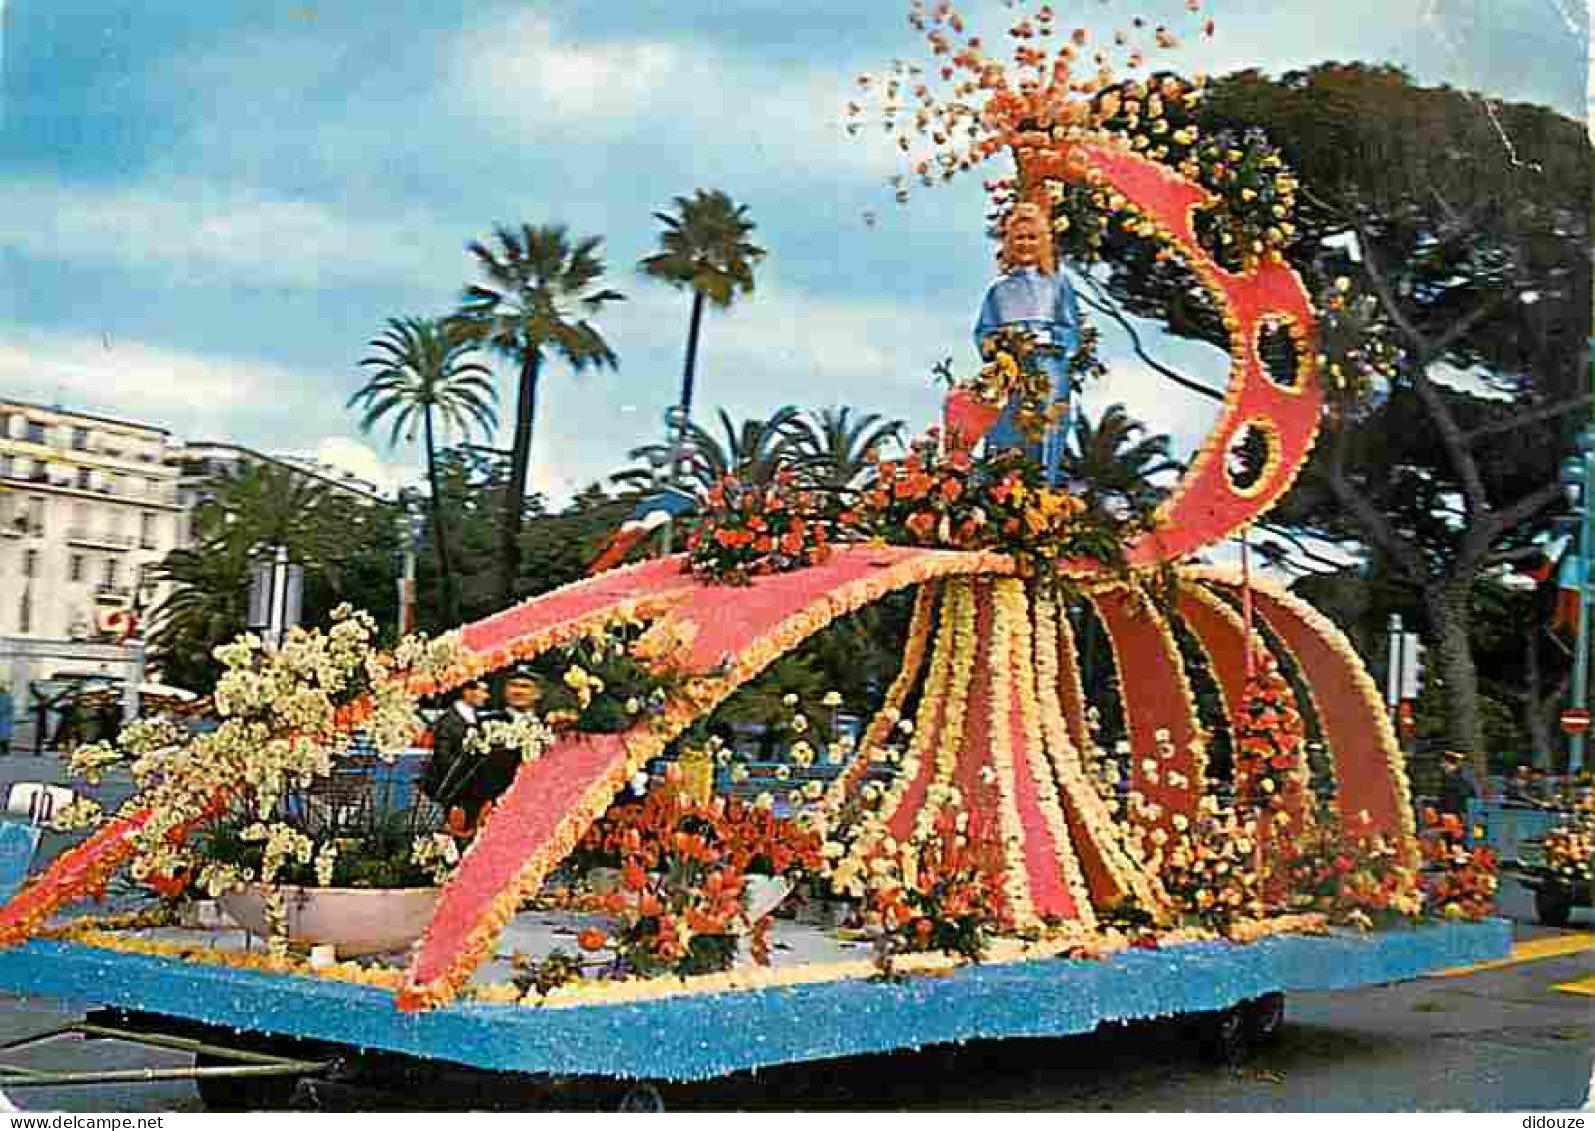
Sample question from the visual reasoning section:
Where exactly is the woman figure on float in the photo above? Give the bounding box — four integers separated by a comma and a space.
972, 200, 1083, 487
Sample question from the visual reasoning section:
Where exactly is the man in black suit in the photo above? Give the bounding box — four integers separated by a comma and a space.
422, 679, 490, 814
463, 665, 546, 817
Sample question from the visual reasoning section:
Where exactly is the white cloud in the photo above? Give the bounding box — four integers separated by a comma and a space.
306, 437, 416, 496
0, 177, 450, 291
447, 12, 899, 182
0, 325, 331, 440
450, 14, 682, 136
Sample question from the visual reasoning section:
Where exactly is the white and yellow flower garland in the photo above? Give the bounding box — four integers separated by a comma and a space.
985, 579, 1039, 927
1002, 580, 1096, 929
1031, 589, 1167, 915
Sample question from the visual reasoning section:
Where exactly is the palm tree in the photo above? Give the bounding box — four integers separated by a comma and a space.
1061, 403, 1183, 522
788, 407, 905, 493
348, 317, 498, 626
613, 406, 804, 496
455, 224, 624, 607
148, 465, 346, 687
639, 190, 766, 425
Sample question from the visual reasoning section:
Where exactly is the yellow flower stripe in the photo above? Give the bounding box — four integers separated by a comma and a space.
46, 906, 1302, 1013
913, 576, 980, 844
1031, 589, 1167, 915
823, 580, 939, 813
987, 579, 1038, 928
870, 580, 955, 836
1004, 581, 1096, 929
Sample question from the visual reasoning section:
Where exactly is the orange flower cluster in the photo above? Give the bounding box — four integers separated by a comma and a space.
1156, 803, 1265, 932
1418, 809, 1498, 922
846, 0, 1213, 202
863, 803, 1012, 974
1232, 652, 1306, 823
573, 782, 823, 978
852, 434, 1102, 571
573, 785, 822, 882
1538, 822, 1594, 885
687, 470, 833, 585
1279, 808, 1422, 930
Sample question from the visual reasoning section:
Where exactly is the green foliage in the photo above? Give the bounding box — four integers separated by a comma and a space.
640, 189, 767, 423
348, 316, 499, 626
197, 806, 436, 890
455, 223, 625, 608
615, 406, 805, 496
1062, 402, 1181, 524
148, 464, 401, 689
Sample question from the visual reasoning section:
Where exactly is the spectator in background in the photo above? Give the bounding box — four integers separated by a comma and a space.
1438, 748, 1477, 817
422, 679, 491, 815
1506, 765, 1536, 807
1527, 766, 1554, 808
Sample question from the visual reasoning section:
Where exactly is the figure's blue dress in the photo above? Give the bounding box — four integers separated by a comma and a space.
974, 265, 1082, 486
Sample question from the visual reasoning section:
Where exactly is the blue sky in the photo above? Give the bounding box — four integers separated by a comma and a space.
0, 0, 1587, 502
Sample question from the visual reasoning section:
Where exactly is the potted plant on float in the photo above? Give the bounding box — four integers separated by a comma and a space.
57, 607, 534, 960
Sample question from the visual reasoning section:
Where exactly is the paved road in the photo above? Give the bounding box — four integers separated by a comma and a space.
0, 752, 1589, 1112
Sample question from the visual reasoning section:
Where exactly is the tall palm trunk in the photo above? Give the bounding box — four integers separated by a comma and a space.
502, 352, 541, 606
423, 406, 460, 627
679, 289, 707, 421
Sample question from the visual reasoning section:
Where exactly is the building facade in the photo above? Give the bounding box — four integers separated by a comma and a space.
0, 399, 182, 643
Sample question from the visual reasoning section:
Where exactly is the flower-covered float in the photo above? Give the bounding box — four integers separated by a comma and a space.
0, 0, 1509, 1106
1516, 805, 1594, 927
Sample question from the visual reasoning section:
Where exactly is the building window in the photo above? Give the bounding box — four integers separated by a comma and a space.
102, 558, 118, 588
22, 549, 37, 578
71, 426, 90, 452
140, 513, 158, 548
0, 455, 9, 479
25, 419, 45, 444
69, 553, 85, 582
24, 497, 43, 536
102, 474, 117, 496
76, 466, 92, 490
18, 592, 29, 635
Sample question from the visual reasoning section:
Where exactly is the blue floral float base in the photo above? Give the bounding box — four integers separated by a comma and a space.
0, 919, 1510, 1082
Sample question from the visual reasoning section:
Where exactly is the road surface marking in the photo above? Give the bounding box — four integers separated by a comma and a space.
1431, 933, 1592, 978
1551, 974, 1595, 996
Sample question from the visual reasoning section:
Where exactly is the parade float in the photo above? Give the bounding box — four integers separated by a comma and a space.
0, 1, 1508, 1110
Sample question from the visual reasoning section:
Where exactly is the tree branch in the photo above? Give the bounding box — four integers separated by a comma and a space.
1483, 542, 1563, 569
1323, 419, 1430, 585
1462, 393, 1595, 444
1475, 479, 1565, 550
1353, 221, 1431, 357
1256, 521, 1360, 574
1075, 276, 1225, 402
1426, 293, 1506, 362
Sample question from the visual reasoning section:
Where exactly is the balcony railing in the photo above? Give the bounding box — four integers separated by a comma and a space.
94, 584, 131, 602
68, 528, 133, 549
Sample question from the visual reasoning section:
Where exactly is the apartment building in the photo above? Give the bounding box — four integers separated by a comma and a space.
171, 441, 385, 545
0, 400, 183, 642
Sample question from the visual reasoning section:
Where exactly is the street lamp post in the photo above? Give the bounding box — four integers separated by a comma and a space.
657, 405, 690, 557
247, 544, 303, 652
1559, 345, 1595, 775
